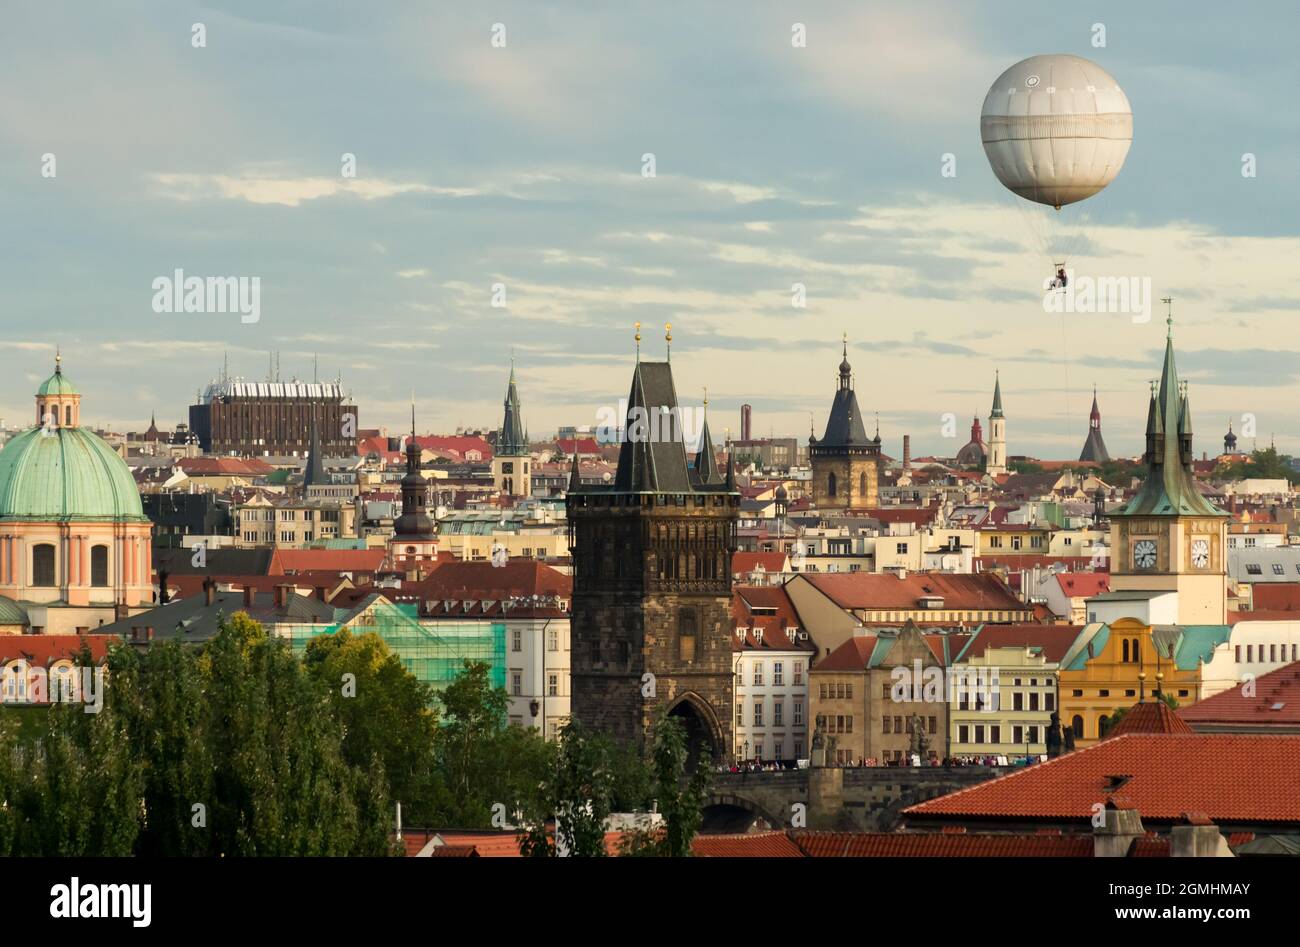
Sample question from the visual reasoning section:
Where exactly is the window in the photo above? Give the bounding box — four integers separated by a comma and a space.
548, 674, 558, 697
975, 725, 985, 744
1029, 692, 1039, 711
773, 662, 784, 686
793, 662, 803, 685
679, 607, 698, 662
896, 542, 907, 554
1027, 726, 1038, 743
990, 725, 1000, 744
32, 544, 55, 586
753, 662, 764, 686
793, 701, 803, 726
90, 546, 109, 587
512, 629, 522, 652
1273, 563, 1285, 575
753, 700, 764, 727
547, 628, 558, 651
511, 671, 522, 696
884, 716, 892, 734
1045, 692, 1054, 711
958, 725, 969, 743
794, 741, 803, 759
1013, 725, 1023, 744
827, 472, 837, 497
1013, 692, 1023, 711
774, 701, 784, 726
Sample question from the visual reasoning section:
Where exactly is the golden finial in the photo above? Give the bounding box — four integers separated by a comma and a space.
703, 386, 709, 417
665, 322, 672, 361
55, 347, 62, 373
634, 322, 641, 361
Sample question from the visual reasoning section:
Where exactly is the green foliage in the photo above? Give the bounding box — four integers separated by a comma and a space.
1215, 447, 1300, 485
303, 628, 440, 824
0, 613, 396, 856
619, 714, 710, 857
519, 720, 616, 857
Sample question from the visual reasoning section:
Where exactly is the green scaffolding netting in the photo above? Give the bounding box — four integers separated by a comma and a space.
279, 600, 505, 707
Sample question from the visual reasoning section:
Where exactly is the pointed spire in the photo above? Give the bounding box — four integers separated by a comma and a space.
665, 322, 672, 362
634, 322, 641, 362
724, 450, 736, 490
693, 403, 722, 485
568, 449, 581, 492
990, 370, 1004, 418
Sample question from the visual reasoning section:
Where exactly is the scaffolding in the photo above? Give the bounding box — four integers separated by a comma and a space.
278, 600, 506, 705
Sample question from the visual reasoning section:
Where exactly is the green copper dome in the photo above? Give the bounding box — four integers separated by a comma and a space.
36, 368, 79, 397
0, 427, 147, 522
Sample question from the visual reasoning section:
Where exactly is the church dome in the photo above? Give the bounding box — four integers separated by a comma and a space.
0, 428, 147, 522
0, 360, 145, 523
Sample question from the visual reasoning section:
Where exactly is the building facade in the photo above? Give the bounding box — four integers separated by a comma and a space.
189, 378, 357, 457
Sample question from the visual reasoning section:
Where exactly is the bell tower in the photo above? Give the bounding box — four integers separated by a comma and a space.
986, 371, 1007, 476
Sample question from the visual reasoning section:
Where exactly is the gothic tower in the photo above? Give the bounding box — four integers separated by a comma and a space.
809, 336, 882, 510
986, 371, 1007, 476
388, 407, 439, 572
1078, 385, 1111, 463
1107, 314, 1228, 624
492, 361, 530, 498
566, 347, 739, 762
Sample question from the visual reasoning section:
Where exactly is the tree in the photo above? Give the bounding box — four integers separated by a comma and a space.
303, 628, 440, 824
519, 720, 616, 857
620, 714, 710, 857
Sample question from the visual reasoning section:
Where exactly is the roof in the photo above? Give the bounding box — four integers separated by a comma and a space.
613, 361, 693, 493
155, 546, 274, 577
1252, 584, 1300, 611
1104, 700, 1196, 738
1054, 572, 1110, 599
37, 365, 78, 396
956, 623, 1082, 665
0, 427, 149, 522
1116, 322, 1226, 518
792, 831, 1093, 857
811, 344, 875, 451
97, 588, 339, 643
905, 733, 1300, 827
0, 595, 28, 625
815, 636, 877, 672
267, 548, 388, 575
691, 832, 805, 857
176, 457, 274, 477
402, 560, 571, 617
732, 585, 815, 652
732, 551, 789, 575
1178, 661, 1300, 729
0, 633, 115, 665
497, 366, 527, 456
801, 572, 1024, 612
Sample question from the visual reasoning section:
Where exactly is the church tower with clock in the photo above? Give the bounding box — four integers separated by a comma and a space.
1107, 314, 1228, 624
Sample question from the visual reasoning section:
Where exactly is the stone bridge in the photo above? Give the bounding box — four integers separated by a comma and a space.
704, 766, 1010, 833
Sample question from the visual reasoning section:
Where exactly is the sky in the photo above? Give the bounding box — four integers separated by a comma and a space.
2, 1, 1298, 461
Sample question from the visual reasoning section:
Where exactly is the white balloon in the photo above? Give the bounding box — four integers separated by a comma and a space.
981, 54, 1133, 208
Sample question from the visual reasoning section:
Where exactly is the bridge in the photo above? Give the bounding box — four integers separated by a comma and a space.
703, 766, 1010, 833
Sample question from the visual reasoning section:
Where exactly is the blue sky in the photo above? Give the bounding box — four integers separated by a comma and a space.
2, 1, 1298, 459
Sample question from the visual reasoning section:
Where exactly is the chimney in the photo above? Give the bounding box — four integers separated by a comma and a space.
1093, 798, 1145, 857
114, 603, 129, 622
903, 434, 911, 471
146, 627, 155, 641
243, 585, 256, 608
275, 584, 292, 608
1170, 812, 1233, 857
202, 576, 216, 607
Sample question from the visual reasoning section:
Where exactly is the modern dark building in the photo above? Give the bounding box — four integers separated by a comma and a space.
142, 492, 235, 548
189, 377, 357, 457
566, 356, 740, 762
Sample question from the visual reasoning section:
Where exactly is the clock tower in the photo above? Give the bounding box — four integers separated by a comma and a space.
1107, 313, 1228, 623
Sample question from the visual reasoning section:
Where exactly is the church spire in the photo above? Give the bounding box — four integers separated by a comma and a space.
990, 370, 1004, 418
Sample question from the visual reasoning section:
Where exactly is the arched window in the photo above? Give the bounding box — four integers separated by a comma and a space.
827, 472, 837, 497
1121, 640, 1130, 663
859, 472, 868, 496
1131, 639, 1141, 664
91, 545, 109, 587
65, 405, 73, 426
1071, 715, 1084, 739
1098, 715, 1111, 738
32, 544, 56, 587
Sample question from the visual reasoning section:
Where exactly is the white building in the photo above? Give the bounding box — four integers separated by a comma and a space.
730, 586, 816, 763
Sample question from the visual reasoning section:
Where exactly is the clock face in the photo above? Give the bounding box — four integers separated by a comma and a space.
1191, 538, 1210, 569
1133, 539, 1158, 570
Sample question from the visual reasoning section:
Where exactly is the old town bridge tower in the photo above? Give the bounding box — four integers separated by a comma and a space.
566, 350, 739, 762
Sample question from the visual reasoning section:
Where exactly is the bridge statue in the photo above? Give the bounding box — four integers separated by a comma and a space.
908, 713, 929, 760
1046, 712, 1063, 759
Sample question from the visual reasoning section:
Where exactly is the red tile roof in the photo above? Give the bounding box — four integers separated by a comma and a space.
401, 560, 571, 617
1104, 700, 1195, 738
793, 831, 1093, 857
0, 634, 115, 665
815, 637, 877, 672
177, 457, 274, 476
731, 586, 814, 651
803, 572, 1024, 612
905, 733, 1300, 826
412, 435, 493, 461
1251, 585, 1300, 611
1054, 572, 1110, 598
958, 624, 1082, 665
1228, 611, 1300, 625
732, 552, 790, 576
1178, 661, 1300, 729
692, 832, 805, 857
267, 548, 389, 575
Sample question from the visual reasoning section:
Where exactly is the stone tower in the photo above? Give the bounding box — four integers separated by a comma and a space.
492, 361, 530, 498
809, 337, 881, 511
986, 371, 1007, 476
566, 354, 739, 761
